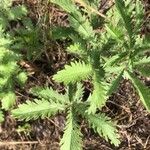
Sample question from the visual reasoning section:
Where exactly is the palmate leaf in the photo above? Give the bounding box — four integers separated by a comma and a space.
60, 108, 82, 150
86, 113, 120, 146
30, 86, 68, 103
124, 71, 150, 111
12, 99, 65, 121
53, 61, 92, 84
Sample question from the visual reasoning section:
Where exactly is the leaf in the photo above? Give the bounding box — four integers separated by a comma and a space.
86, 113, 120, 146
67, 34, 87, 56
30, 86, 68, 103
110, 52, 128, 66
69, 12, 94, 40
135, 0, 144, 32
133, 56, 150, 77
73, 83, 84, 102
107, 70, 124, 96
60, 108, 83, 150
50, 0, 75, 13
51, 26, 75, 40
0, 36, 12, 47
115, 0, 133, 44
67, 43, 86, 55
137, 65, 150, 77
16, 71, 28, 86
0, 0, 12, 8
88, 80, 107, 114
0, 62, 17, 77
51, 0, 94, 40
124, 71, 150, 111
105, 24, 123, 41
133, 56, 150, 66
8, 5, 27, 20
53, 61, 92, 84
0, 77, 9, 89
133, 43, 150, 57
1, 91, 16, 110
12, 99, 65, 121
75, 103, 120, 146
0, 110, 4, 123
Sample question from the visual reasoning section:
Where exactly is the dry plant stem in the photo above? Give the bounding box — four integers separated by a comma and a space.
73, 0, 107, 18
0, 141, 39, 146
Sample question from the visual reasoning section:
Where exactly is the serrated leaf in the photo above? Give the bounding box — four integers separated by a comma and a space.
1, 91, 16, 110
107, 70, 124, 96
124, 71, 150, 111
0, 110, 4, 123
69, 12, 94, 40
0, 62, 17, 76
105, 24, 123, 41
86, 113, 120, 146
137, 65, 150, 77
53, 61, 92, 84
12, 99, 65, 121
60, 108, 83, 150
135, 0, 144, 32
67, 43, 86, 55
51, 26, 75, 40
30, 86, 68, 103
16, 71, 28, 86
51, 0, 75, 13
115, 0, 133, 44
88, 80, 107, 114
73, 83, 84, 102
133, 56, 150, 66
0, 37, 11, 47
8, 5, 27, 20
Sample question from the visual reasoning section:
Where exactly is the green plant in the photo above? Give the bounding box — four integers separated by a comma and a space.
11, 0, 150, 149
13, 17, 44, 60
51, 0, 150, 112
12, 83, 120, 149
13, 1, 51, 61
16, 123, 31, 135
0, 0, 28, 122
